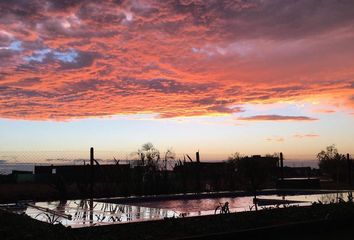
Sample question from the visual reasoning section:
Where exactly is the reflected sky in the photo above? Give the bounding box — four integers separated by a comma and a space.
2, 192, 353, 228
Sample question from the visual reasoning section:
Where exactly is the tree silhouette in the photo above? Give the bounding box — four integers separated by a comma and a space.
163, 148, 176, 170
136, 143, 161, 194
317, 145, 346, 183
137, 142, 160, 170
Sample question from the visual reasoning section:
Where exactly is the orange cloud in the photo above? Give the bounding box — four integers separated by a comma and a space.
0, 1, 354, 120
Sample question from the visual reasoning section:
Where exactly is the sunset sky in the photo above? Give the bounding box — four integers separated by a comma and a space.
0, 0, 353, 162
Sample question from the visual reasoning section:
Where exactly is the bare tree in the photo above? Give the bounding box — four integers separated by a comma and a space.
137, 143, 160, 170
136, 143, 162, 194
318, 145, 346, 183
163, 148, 176, 170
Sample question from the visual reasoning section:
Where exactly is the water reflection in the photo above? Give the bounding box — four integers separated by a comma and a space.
125, 191, 354, 214
1, 191, 353, 228
0, 199, 178, 228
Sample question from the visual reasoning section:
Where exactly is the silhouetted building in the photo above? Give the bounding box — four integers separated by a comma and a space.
276, 178, 321, 189
174, 161, 233, 192
35, 164, 130, 183
30, 154, 322, 196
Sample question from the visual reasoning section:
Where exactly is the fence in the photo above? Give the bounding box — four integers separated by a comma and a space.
0, 149, 335, 175
0, 150, 231, 175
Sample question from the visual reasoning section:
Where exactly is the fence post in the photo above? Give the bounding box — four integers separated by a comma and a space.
196, 151, 201, 192
347, 153, 352, 187
90, 147, 94, 198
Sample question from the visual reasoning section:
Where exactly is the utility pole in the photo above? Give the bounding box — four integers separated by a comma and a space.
196, 151, 201, 192
196, 151, 200, 163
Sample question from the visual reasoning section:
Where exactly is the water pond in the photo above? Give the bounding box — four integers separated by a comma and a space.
1, 191, 352, 228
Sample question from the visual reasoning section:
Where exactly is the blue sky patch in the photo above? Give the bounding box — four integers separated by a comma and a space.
24, 48, 79, 63
53, 49, 78, 63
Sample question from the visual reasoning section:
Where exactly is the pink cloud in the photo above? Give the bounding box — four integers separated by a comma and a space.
293, 134, 320, 139
266, 137, 284, 142
0, 1, 353, 120
314, 109, 336, 114
238, 115, 318, 121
